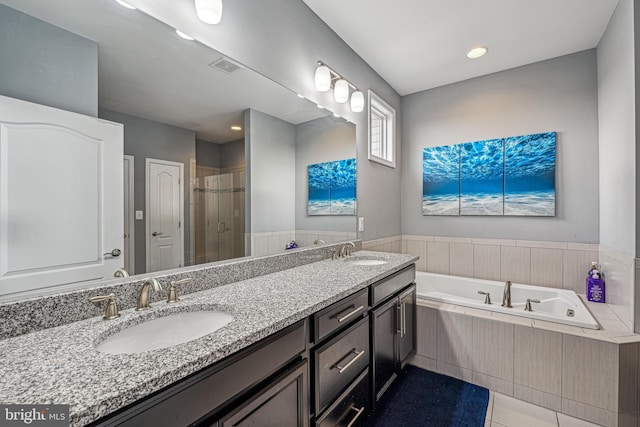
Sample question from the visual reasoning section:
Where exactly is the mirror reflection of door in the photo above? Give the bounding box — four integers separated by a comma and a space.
123, 155, 135, 275
146, 158, 184, 272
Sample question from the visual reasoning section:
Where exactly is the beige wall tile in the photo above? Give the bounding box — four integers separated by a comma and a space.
563, 249, 598, 293
514, 326, 562, 395
472, 372, 514, 396
472, 318, 514, 381
428, 241, 450, 274
436, 361, 474, 383
567, 243, 599, 252
492, 392, 557, 427
517, 240, 568, 249
513, 384, 562, 412
450, 243, 474, 277
474, 245, 501, 280
437, 311, 473, 369
557, 412, 607, 427
618, 343, 638, 416
562, 335, 618, 411
406, 240, 427, 272
472, 238, 516, 247
500, 246, 531, 284
435, 236, 472, 243
530, 248, 563, 288
561, 398, 617, 427
409, 354, 437, 372
416, 306, 438, 360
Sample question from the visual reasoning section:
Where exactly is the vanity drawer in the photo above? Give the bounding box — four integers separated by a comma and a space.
313, 288, 368, 342
314, 317, 369, 414
315, 369, 369, 427
370, 265, 415, 307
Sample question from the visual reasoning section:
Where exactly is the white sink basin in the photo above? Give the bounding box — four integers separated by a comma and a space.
344, 256, 388, 266
95, 311, 234, 354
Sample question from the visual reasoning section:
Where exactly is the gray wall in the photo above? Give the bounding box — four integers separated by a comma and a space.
220, 139, 245, 170
295, 116, 356, 232
196, 140, 221, 169
127, 0, 403, 242
401, 50, 599, 243
99, 109, 196, 274
0, 4, 98, 117
597, 0, 636, 257
245, 109, 295, 233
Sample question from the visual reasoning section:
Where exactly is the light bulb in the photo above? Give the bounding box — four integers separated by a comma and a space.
195, 0, 223, 25
334, 79, 349, 103
314, 65, 331, 92
350, 90, 364, 113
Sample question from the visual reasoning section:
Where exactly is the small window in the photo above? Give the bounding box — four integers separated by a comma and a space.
368, 90, 396, 168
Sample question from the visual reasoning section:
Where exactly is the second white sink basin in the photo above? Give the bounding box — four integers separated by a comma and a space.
344, 256, 388, 266
96, 311, 234, 355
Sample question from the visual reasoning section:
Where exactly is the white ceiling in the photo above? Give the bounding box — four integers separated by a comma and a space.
303, 0, 619, 96
1, 0, 330, 143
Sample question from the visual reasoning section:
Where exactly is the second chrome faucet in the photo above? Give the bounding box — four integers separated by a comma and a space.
136, 278, 162, 311
501, 280, 512, 308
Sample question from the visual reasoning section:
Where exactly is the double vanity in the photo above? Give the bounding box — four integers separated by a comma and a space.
0, 247, 417, 426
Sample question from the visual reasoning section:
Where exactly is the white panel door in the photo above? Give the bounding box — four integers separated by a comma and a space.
0, 95, 123, 296
146, 159, 183, 272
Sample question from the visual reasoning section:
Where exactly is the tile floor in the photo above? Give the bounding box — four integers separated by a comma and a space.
484, 392, 603, 427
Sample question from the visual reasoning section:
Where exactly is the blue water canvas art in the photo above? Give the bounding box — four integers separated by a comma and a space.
422, 145, 460, 215
308, 158, 356, 216
504, 132, 556, 216
460, 139, 504, 216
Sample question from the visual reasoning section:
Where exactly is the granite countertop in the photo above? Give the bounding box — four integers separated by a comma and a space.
0, 251, 417, 426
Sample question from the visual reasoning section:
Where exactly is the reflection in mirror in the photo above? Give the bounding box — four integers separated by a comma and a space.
0, 0, 356, 300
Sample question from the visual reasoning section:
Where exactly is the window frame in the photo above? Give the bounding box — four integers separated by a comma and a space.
367, 90, 396, 168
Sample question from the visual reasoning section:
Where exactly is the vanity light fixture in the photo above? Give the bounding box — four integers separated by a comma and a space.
175, 30, 194, 40
314, 61, 364, 113
115, 0, 136, 10
230, 125, 242, 131
195, 0, 223, 25
467, 46, 488, 59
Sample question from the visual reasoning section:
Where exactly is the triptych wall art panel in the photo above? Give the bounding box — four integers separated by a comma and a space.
308, 158, 357, 215
422, 132, 556, 216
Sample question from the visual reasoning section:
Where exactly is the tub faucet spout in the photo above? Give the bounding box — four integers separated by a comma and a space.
502, 280, 512, 308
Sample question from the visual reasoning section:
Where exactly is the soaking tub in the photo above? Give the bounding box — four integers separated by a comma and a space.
415, 272, 599, 329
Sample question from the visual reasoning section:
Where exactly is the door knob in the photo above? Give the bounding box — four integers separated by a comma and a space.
152, 232, 163, 237
104, 249, 121, 257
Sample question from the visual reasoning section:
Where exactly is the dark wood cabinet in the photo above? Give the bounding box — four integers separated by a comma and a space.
217, 360, 308, 427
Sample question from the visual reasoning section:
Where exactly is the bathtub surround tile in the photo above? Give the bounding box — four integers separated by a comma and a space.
472, 372, 514, 396
474, 245, 501, 281
406, 240, 427, 272
557, 412, 604, 427
486, 391, 495, 422
514, 326, 562, 395
437, 311, 473, 369
435, 236, 473, 244
490, 312, 534, 327
472, 318, 514, 381
579, 297, 620, 321
492, 393, 558, 427
471, 238, 516, 247
449, 243, 474, 277
618, 343, 639, 418
561, 398, 617, 427
513, 384, 562, 412
416, 306, 438, 359
563, 249, 598, 293
530, 248, 563, 288
427, 241, 450, 274
532, 319, 586, 336
409, 354, 437, 372
436, 361, 474, 383
599, 247, 635, 333
567, 243, 599, 252
517, 240, 568, 250
500, 246, 531, 284
562, 335, 618, 412
582, 318, 632, 339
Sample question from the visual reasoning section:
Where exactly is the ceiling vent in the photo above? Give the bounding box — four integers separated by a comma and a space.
209, 57, 244, 74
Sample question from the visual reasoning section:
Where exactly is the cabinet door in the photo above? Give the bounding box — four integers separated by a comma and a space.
218, 360, 309, 427
370, 298, 398, 402
398, 284, 416, 369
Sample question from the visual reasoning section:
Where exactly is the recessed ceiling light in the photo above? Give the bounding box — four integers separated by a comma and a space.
317, 104, 324, 109
175, 30, 194, 40
114, 0, 136, 10
231, 125, 242, 131
296, 94, 305, 98
467, 46, 488, 59
333, 113, 340, 118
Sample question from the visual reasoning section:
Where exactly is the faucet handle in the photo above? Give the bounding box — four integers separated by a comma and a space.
524, 298, 541, 312
167, 278, 192, 303
89, 293, 120, 320
477, 291, 491, 305
329, 249, 338, 260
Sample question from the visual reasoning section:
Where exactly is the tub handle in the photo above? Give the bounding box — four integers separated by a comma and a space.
477, 291, 491, 305
525, 298, 541, 311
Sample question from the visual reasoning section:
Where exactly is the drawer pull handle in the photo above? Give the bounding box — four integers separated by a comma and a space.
346, 405, 365, 427
396, 304, 403, 337
334, 305, 364, 323
333, 349, 365, 374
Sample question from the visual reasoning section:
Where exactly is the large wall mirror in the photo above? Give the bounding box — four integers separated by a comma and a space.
0, 0, 356, 299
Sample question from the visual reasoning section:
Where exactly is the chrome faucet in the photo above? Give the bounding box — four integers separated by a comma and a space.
501, 281, 512, 308
136, 278, 162, 311
339, 241, 357, 257
524, 298, 541, 312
